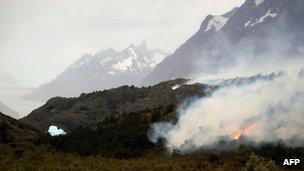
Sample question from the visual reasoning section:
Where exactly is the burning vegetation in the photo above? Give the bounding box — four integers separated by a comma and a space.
232, 123, 257, 140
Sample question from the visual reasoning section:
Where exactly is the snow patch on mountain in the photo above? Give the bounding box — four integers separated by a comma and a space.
255, 0, 265, 7
257, 9, 278, 23
109, 71, 116, 75
245, 9, 278, 28
72, 58, 90, 69
109, 45, 167, 75
100, 57, 112, 66
245, 20, 251, 27
205, 16, 228, 31
112, 56, 134, 72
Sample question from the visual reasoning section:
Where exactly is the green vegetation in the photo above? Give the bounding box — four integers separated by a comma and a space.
48, 106, 173, 157
0, 142, 282, 171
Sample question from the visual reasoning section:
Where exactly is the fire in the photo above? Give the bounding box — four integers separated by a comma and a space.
232, 123, 257, 140
232, 131, 242, 140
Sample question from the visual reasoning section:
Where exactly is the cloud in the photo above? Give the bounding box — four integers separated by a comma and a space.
0, 74, 17, 86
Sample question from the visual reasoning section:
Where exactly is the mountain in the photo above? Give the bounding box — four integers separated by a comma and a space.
0, 112, 37, 143
0, 102, 19, 119
25, 39, 168, 101
144, 0, 304, 85
21, 79, 212, 133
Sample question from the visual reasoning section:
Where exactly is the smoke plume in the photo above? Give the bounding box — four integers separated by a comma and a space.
149, 21, 304, 153
150, 66, 304, 153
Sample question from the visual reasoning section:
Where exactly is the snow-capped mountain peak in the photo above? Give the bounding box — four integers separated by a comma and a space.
67, 41, 167, 76
110, 41, 167, 75
25, 40, 169, 100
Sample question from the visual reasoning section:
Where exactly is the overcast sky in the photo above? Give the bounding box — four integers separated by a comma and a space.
0, 0, 245, 87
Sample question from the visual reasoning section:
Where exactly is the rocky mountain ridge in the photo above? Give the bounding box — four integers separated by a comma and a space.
25, 40, 168, 101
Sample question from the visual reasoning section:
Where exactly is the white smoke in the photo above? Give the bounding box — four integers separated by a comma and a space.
149, 64, 304, 153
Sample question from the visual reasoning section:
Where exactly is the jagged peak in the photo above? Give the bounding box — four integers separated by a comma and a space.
135, 38, 150, 54
139, 38, 147, 49
104, 47, 116, 53
123, 44, 136, 52
94, 47, 118, 56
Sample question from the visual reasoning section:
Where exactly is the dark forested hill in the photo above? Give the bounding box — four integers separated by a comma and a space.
0, 112, 38, 143
21, 79, 213, 133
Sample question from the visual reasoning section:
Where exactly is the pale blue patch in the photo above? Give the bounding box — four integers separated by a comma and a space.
48, 125, 66, 136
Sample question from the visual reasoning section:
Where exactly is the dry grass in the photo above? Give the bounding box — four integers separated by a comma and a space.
0, 143, 282, 171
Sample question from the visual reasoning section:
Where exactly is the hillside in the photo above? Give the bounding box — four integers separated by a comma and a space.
0, 112, 37, 143
21, 79, 212, 133
1, 100, 303, 170
2, 75, 303, 170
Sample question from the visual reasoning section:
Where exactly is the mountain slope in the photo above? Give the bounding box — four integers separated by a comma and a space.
25, 40, 168, 101
144, 0, 304, 85
0, 112, 38, 143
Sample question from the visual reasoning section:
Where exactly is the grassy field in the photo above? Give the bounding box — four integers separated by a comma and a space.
0, 142, 287, 171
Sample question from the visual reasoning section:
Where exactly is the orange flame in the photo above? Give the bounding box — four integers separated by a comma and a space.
232, 123, 257, 140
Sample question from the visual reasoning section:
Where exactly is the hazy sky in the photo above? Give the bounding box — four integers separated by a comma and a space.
0, 0, 245, 87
